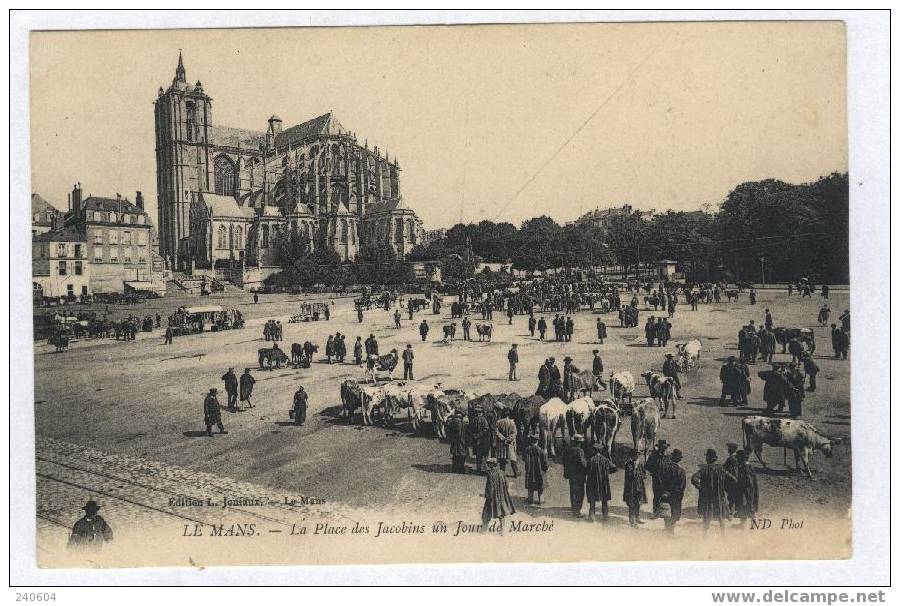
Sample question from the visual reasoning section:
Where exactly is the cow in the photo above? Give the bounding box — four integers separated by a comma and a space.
675, 338, 703, 372
368, 349, 399, 383
49, 333, 69, 352
442, 323, 457, 343
258, 347, 289, 369
641, 370, 677, 419
564, 396, 597, 440
406, 384, 445, 433
475, 323, 493, 342
381, 381, 413, 427
726, 289, 739, 303
538, 397, 570, 457
741, 416, 842, 478
630, 398, 660, 457
427, 389, 470, 438
512, 394, 545, 452
609, 370, 636, 412
302, 341, 319, 366
340, 379, 386, 426
568, 369, 605, 397
588, 399, 621, 463
772, 327, 816, 354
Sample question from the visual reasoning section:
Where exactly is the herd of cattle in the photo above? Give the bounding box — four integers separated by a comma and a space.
335, 331, 841, 478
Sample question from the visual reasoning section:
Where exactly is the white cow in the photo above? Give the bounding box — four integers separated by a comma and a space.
341, 380, 386, 426
741, 416, 842, 478
641, 370, 677, 419
381, 381, 413, 427
538, 397, 570, 457
676, 339, 703, 371
630, 398, 660, 456
565, 396, 597, 441
609, 371, 636, 410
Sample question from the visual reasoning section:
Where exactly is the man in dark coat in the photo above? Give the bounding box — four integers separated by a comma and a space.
419, 320, 429, 342
536, 358, 552, 398
596, 318, 607, 344
592, 350, 608, 389
402, 344, 415, 380
507, 344, 519, 381
562, 356, 580, 402
528, 314, 536, 337
645, 317, 656, 347
585, 444, 614, 522
786, 362, 805, 418
239, 368, 256, 408
734, 449, 759, 527
204, 388, 224, 436
759, 328, 776, 363
691, 448, 737, 533
365, 334, 379, 357
659, 449, 686, 533
547, 357, 562, 400
462, 316, 471, 341
723, 442, 740, 515
760, 365, 790, 415
291, 386, 308, 426
164, 325, 174, 345
446, 411, 467, 474
562, 435, 588, 517
719, 357, 740, 406
623, 448, 647, 527
67, 500, 113, 550
764, 308, 773, 331
537, 316, 547, 340
221, 367, 238, 410
482, 458, 516, 529
836, 326, 850, 360
802, 352, 819, 392
354, 337, 363, 366
523, 434, 548, 505
662, 353, 682, 399
470, 408, 492, 474
565, 316, 574, 342
645, 439, 670, 516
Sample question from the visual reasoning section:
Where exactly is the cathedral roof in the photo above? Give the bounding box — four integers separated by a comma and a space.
274, 112, 346, 148
82, 196, 145, 215
210, 125, 266, 149
199, 193, 255, 219
365, 198, 412, 216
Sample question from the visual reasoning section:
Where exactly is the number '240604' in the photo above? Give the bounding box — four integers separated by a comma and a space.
16, 594, 56, 602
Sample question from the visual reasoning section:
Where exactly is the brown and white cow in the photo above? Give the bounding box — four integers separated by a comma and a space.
589, 399, 621, 464
641, 370, 677, 419
340, 379, 386, 426
630, 397, 660, 456
741, 416, 842, 478
538, 397, 570, 457
427, 389, 469, 437
609, 371, 635, 411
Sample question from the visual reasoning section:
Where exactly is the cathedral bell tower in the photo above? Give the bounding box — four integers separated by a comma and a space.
154, 51, 214, 271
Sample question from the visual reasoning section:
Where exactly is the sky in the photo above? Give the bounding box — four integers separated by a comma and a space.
29, 21, 847, 229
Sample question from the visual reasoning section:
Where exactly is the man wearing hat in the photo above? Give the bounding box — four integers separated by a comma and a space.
662, 352, 682, 400
239, 368, 256, 409
585, 443, 614, 522
523, 433, 549, 505
547, 357, 562, 400
623, 447, 647, 526
591, 350, 608, 390
723, 442, 741, 515
291, 385, 308, 426
562, 434, 588, 517
719, 356, 740, 407
691, 448, 737, 534
481, 457, 516, 530
659, 449, 686, 532
204, 388, 225, 436
469, 407, 491, 474
733, 449, 759, 527
494, 409, 519, 477
68, 500, 113, 550
562, 356, 580, 403
446, 410, 468, 474
221, 367, 238, 410
645, 439, 671, 517
786, 362, 806, 418
507, 344, 519, 381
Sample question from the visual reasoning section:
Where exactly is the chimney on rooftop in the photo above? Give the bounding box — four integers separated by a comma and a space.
136, 191, 144, 211
71, 183, 83, 215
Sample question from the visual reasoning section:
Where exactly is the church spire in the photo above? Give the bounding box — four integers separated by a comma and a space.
174, 50, 186, 83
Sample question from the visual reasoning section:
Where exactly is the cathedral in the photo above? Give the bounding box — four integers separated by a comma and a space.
154, 53, 424, 276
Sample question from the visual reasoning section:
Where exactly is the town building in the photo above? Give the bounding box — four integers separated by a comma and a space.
32, 183, 163, 299
31, 193, 62, 236
155, 53, 424, 285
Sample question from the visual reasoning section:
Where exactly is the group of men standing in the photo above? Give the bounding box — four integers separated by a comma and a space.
644, 316, 673, 347
262, 320, 283, 342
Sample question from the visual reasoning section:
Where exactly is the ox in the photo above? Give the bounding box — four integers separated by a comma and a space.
340, 379, 385, 426
427, 389, 470, 438
741, 416, 841, 478
726, 289, 739, 303
630, 398, 660, 457
368, 350, 399, 383
475, 323, 493, 342
381, 381, 414, 428
538, 397, 570, 457
512, 394, 545, 453
589, 399, 621, 463
609, 371, 636, 412
641, 370, 677, 419
564, 396, 597, 441
773, 327, 816, 354
675, 339, 703, 372
258, 347, 289, 370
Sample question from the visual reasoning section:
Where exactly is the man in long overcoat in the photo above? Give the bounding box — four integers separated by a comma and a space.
446, 411, 467, 474
733, 449, 759, 527
547, 357, 562, 400
68, 500, 113, 550
523, 434, 548, 505
239, 368, 256, 408
645, 439, 671, 516
204, 388, 224, 436
494, 409, 518, 476
623, 448, 647, 527
481, 458, 516, 529
221, 367, 238, 410
659, 449, 686, 532
536, 358, 551, 398
691, 448, 737, 533
469, 408, 492, 474
562, 435, 588, 517
291, 386, 308, 426
585, 444, 614, 522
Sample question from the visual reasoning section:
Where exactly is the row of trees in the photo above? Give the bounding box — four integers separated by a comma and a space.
407, 173, 849, 283
263, 173, 849, 287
